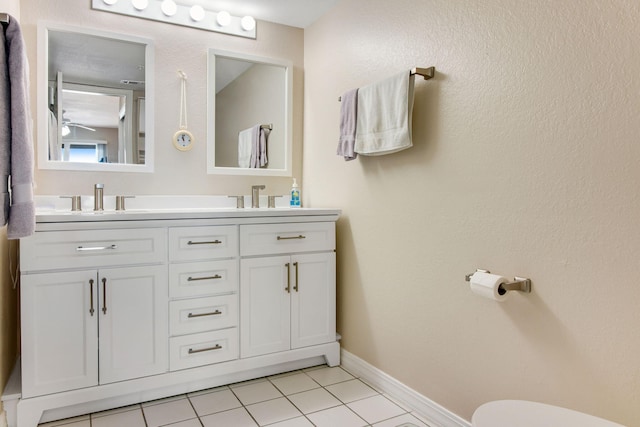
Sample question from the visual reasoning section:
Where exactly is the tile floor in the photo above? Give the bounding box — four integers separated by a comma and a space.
38, 365, 433, 427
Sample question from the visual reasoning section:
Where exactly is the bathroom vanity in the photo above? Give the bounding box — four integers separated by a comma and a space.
3, 199, 340, 427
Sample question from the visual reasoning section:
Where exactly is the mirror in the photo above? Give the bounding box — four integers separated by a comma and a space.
38, 23, 154, 172
207, 49, 292, 176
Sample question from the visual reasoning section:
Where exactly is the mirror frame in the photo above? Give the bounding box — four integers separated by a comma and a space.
37, 22, 155, 173
207, 49, 293, 176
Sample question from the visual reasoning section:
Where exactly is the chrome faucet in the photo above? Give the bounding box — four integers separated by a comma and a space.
251, 185, 265, 208
94, 184, 104, 211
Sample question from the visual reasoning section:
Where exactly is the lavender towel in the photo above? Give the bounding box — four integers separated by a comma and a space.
249, 125, 269, 168
2, 16, 35, 239
336, 88, 358, 161
0, 26, 10, 224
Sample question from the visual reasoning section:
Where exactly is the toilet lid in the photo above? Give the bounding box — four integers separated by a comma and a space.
472, 400, 626, 427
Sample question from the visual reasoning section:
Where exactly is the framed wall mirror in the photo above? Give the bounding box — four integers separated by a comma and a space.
37, 23, 154, 172
207, 49, 292, 176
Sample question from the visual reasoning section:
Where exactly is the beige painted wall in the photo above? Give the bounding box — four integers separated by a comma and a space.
304, 0, 640, 425
1, 2, 22, 420
20, 0, 304, 197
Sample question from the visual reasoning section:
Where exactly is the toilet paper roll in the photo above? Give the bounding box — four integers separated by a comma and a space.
469, 271, 509, 301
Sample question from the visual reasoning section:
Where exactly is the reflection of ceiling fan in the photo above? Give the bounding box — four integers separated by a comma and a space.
61, 111, 95, 136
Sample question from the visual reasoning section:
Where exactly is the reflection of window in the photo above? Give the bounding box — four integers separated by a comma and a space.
62, 141, 108, 163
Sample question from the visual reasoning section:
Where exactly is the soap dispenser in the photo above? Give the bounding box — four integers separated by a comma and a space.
290, 178, 301, 208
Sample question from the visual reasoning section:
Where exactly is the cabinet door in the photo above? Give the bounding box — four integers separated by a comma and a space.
291, 252, 336, 349
98, 265, 168, 384
21, 270, 98, 398
240, 256, 291, 358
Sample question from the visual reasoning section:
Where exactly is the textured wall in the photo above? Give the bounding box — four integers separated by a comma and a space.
21, 0, 304, 197
304, 0, 640, 424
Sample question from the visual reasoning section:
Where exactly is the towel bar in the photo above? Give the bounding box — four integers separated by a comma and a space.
338, 66, 435, 101
0, 13, 9, 23
260, 124, 273, 130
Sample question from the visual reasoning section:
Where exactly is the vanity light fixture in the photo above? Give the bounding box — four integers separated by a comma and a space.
160, 0, 177, 17
91, 0, 257, 39
131, 0, 148, 11
241, 15, 256, 31
216, 10, 231, 27
189, 5, 205, 21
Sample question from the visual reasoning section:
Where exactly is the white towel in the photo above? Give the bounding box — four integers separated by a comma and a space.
354, 71, 415, 156
238, 127, 253, 168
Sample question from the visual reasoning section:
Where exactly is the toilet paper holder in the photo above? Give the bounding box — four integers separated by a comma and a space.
465, 269, 532, 295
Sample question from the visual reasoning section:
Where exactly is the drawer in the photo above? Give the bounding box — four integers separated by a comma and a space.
170, 295, 238, 336
240, 222, 335, 256
169, 260, 238, 298
169, 226, 238, 262
21, 228, 166, 271
169, 328, 238, 371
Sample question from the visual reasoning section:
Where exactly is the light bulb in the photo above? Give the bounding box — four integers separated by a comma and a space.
241, 16, 256, 31
103, 0, 118, 5
190, 5, 205, 21
131, 0, 148, 10
161, 0, 177, 16
216, 11, 231, 27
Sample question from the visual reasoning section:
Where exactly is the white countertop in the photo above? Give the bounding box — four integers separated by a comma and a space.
34, 195, 341, 224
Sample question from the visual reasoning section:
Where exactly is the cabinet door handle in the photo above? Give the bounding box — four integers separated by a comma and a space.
285, 262, 291, 293
293, 261, 299, 292
76, 244, 117, 251
188, 344, 222, 354
101, 277, 107, 314
89, 279, 95, 316
188, 310, 222, 318
187, 240, 222, 245
277, 235, 306, 240
187, 274, 222, 281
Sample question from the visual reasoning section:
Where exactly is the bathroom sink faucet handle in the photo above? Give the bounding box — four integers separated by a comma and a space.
94, 184, 104, 211
251, 185, 266, 208
115, 195, 135, 211
228, 195, 245, 209
60, 195, 82, 211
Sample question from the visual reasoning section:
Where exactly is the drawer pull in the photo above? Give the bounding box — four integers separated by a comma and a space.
277, 235, 306, 241
187, 310, 222, 318
187, 240, 222, 245
187, 274, 222, 282
188, 344, 222, 354
76, 244, 117, 251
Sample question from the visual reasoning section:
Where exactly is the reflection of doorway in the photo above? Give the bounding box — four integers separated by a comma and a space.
58, 81, 133, 164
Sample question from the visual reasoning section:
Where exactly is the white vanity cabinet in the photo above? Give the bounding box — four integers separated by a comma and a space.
19, 229, 168, 398
8, 208, 340, 427
240, 222, 336, 358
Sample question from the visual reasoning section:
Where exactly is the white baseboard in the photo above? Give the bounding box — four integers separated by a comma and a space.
340, 349, 471, 427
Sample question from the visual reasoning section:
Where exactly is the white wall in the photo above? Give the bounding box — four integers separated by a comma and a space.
21, 0, 304, 197
304, 0, 640, 425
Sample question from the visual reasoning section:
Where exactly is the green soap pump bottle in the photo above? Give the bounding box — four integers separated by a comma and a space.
290, 178, 301, 208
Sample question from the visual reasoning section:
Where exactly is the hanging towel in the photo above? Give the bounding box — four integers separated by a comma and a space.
354, 70, 415, 156
258, 126, 269, 167
0, 25, 10, 225
238, 127, 253, 167
2, 16, 35, 239
336, 88, 358, 161
249, 125, 269, 168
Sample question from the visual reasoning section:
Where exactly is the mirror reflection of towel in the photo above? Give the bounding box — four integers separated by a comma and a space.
238, 127, 252, 168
